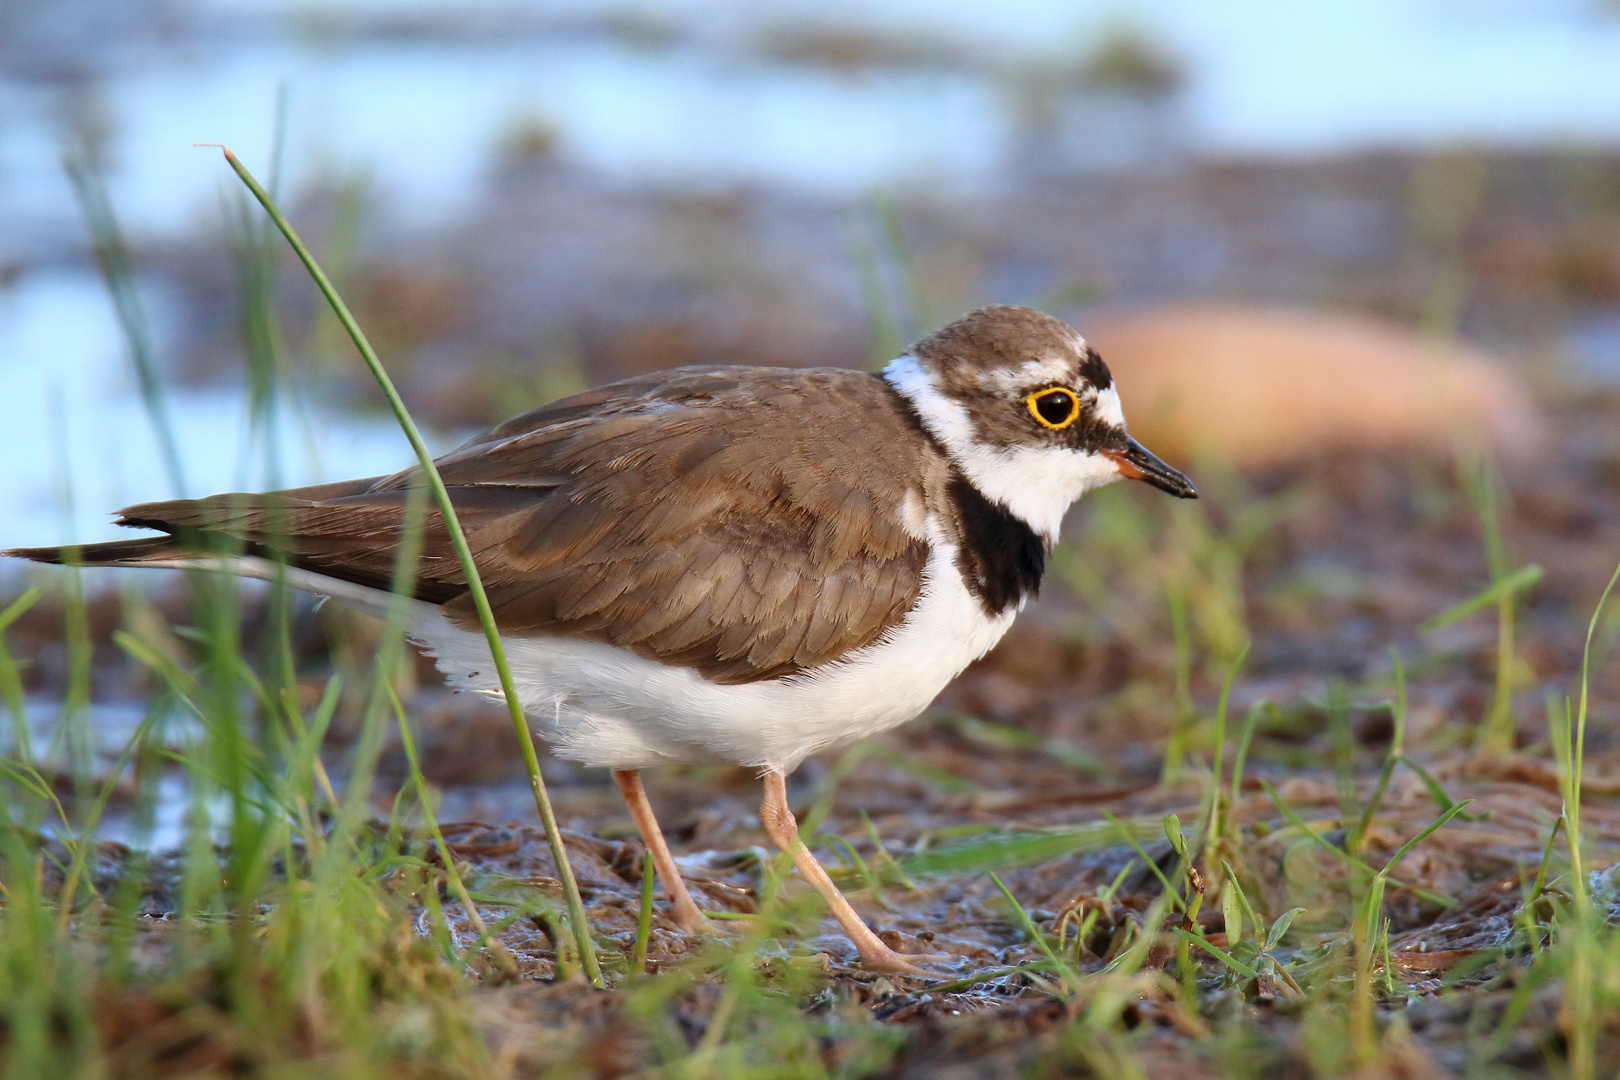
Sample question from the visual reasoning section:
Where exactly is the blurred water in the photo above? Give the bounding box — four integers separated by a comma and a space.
1, 40, 1005, 246
1569, 314, 1620, 386
0, 270, 450, 550
0, 698, 195, 849
5, 1, 1620, 245
1, 0, 1619, 546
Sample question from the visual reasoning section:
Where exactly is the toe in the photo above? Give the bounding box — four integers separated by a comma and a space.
857, 945, 963, 980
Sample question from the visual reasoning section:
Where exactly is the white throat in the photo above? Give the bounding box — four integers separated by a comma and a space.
883, 354, 1124, 543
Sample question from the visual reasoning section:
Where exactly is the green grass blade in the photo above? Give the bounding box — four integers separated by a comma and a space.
870, 190, 926, 338
1418, 563, 1541, 633
898, 821, 1142, 877
54, 703, 166, 925
0, 760, 57, 805
634, 851, 654, 973
386, 683, 515, 976
1567, 557, 1620, 915
1398, 756, 1480, 819
1220, 860, 1265, 944
212, 145, 601, 985
1348, 757, 1399, 857
0, 588, 40, 636
988, 871, 1077, 994
1378, 801, 1473, 877
859, 811, 917, 890
1211, 642, 1249, 801
63, 154, 188, 498
1220, 879, 1243, 947
1263, 906, 1308, 952
1260, 781, 1454, 907
1230, 700, 1265, 805
1171, 927, 1258, 979
1262, 780, 1372, 875
848, 208, 904, 369
1389, 647, 1408, 756
1103, 810, 1184, 912
0, 587, 39, 768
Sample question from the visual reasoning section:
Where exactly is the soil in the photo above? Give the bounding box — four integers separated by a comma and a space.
13, 388, 1620, 1076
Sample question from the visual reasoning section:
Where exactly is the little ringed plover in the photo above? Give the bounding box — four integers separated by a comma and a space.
6, 304, 1195, 975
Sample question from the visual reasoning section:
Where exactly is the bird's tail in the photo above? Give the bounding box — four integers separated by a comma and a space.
1, 478, 465, 605
3, 536, 194, 568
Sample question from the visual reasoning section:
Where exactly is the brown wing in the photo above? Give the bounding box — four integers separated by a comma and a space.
93, 366, 935, 684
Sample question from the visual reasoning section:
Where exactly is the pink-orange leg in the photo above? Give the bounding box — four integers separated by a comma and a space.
612, 769, 711, 934
758, 766, 937, 977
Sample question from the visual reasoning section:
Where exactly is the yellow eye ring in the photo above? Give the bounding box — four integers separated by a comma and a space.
1026, 387, 1081, 430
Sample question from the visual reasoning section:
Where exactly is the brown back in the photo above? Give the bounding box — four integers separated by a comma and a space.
111, 366, 940, 684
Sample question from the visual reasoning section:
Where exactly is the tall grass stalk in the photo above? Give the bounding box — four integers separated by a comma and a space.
1348, 649, 1407, 856
1351, 799, 1473, 1060
62, 152, 189, 499
989, 870, 1080, 996
869, 191, 926, 339
1474, 460, 1516, 755
0, 589, 40, 767
212, 145, 602, 985
44, 406, 95, 815
1260, 781, 1455, 909
1229, 700, 1263, 807
1202, 643, 1248, 878
850, 190, 926, 370
1552, 558, 1620, 914
1161, 581, 1196, 785
226, 189, 292, 492
386, 683, 515, 976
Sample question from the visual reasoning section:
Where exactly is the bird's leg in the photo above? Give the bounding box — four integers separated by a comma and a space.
612, 769, 711, 934
757, 766, 935, 977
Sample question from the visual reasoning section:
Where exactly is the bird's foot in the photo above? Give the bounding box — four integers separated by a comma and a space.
671, 914, 716, 936
853, 940, 966, 979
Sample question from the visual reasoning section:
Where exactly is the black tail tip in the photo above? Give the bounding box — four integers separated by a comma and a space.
1, 546, 66, 565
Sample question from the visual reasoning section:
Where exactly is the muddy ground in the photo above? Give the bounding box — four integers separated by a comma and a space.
11, 386, 1620, 1076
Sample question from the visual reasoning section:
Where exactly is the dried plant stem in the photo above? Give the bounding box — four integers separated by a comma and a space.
211, 145, 602, 986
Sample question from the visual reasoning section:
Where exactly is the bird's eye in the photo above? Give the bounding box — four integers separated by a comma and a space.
1026, 387, 1081, 430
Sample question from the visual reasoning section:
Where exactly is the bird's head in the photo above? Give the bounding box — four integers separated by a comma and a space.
884, 304, 1196, 543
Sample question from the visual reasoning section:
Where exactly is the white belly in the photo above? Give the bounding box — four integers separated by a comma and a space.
409, 528, 1017, 772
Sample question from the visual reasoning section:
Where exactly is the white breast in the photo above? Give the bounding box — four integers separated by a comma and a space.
408, 513, 1018, 772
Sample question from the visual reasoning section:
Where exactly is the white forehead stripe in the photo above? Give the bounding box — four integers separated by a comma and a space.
976, 354, 1103, 394
1023, 356, 1079, 384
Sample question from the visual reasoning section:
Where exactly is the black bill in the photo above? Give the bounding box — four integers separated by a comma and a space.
1106, 437, 1198, 499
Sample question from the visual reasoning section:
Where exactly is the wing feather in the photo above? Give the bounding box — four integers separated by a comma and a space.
105, 366, 935, 684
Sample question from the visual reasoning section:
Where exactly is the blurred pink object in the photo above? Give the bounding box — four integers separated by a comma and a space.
1085, 305, 1543, 467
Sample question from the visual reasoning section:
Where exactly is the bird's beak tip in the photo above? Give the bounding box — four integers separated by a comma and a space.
1106, 438, 1197, 500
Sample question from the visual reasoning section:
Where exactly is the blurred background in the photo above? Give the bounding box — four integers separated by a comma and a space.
5, 0, 1620, 822
9, 5, 1620, 1064
3, 0, 1619, 545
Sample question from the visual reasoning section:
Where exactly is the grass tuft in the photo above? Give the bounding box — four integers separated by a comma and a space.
212, 146, 601, 986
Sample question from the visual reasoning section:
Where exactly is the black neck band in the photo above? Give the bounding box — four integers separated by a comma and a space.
945, 472, 1045, 617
